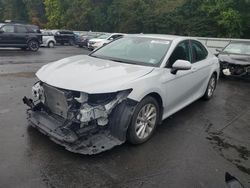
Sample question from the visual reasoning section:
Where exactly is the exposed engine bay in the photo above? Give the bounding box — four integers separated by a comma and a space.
220, 61, 250, 76
218, 53, 250, 77
23, 81, 137, 155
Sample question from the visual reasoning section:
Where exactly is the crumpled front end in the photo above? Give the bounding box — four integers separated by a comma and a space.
23, 82, 137, 155
220, 61, 250, 76
219, 54, 250, 77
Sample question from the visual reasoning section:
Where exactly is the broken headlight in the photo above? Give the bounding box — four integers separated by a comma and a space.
88, 92, 118, 105
32, 81, 45, 103
76, 89, 132, 126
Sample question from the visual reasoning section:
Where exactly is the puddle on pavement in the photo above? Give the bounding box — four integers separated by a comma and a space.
207, 131, 250, 175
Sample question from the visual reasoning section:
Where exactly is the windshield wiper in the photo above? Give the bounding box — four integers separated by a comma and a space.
108, 58, 129, 63
109, 58, 137, 65
90, 54, 138, 65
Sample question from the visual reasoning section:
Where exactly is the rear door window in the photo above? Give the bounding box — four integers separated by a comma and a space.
191, 40, 208, 63
16, 26, 28, 33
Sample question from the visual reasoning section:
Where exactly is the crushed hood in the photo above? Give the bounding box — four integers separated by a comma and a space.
36, 55, 154, 93
218, 53, 250, 65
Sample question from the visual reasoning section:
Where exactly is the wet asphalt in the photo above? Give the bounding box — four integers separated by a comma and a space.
0, 46, 249, 188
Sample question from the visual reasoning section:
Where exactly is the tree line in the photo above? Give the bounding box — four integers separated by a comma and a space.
0, 0, 249, 38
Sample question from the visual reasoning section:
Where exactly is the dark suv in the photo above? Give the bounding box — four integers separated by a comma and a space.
54, 30, 76, 45
0, 23, 42, 51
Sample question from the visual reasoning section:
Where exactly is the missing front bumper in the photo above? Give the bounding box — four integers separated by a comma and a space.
24, 97, 137, 155
27, 110, 123, 155
220, 62, 250, 77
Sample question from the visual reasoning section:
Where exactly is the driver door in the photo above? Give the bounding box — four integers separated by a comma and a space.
161, 40, 198, 117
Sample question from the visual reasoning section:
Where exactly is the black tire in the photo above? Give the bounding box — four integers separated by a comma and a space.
203, 74, 217, 100
127, 96, 160, 144
28, 40, 39, 52
48, 41, 55, 48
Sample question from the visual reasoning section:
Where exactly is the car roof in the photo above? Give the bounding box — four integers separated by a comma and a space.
58, 30, 73, 32
0, 23, 38, 27
127, 34, 192, 41
111, 33, 126, 35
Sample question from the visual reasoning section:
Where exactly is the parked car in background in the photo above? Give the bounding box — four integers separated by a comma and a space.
88, 33, 125, 50
40, 30, 56, 48
23, 34, 219, 155
217, 41, 250, 77
3, 20, 41, 33
0, 23, 42, 51
54, 30, 76, 45
77, 33, 102, 48
74, 33, 82, 46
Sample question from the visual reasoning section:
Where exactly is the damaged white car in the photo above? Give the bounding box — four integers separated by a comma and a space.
23, 34, 220, 154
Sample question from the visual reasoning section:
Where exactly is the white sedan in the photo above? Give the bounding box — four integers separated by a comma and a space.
23, 34, 220, 154
88, 33, 125, 50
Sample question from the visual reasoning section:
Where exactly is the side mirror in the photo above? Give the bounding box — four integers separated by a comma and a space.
171, 60, 192, 74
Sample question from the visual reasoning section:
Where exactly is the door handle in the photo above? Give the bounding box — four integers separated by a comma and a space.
192, 67, 198, 72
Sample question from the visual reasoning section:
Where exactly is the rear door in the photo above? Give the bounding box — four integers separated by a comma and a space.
0, 25, 15, 45
15, 25, 29, 45
190, 40, 211, 96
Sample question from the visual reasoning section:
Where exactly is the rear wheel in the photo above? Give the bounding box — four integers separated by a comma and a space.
28, 40, 39, 52
203, 74, 217, 100
127, 96, 160, 144
48, 41, 55, 48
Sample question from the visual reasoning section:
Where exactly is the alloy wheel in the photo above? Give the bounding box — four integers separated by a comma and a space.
135, 103, 157, 139
29, 41, 39, 51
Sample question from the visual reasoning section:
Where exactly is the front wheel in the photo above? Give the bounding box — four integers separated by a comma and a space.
203, 74, 217, 100
127, 96, 160, 144
28, 40, 39, 52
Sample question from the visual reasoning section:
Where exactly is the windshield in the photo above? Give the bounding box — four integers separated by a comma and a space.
223, 42, 250, 55
97, 33, 111, 39
90, 36, 172, 67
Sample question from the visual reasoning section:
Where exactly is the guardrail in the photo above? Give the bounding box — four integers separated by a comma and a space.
192, 37, 250, 54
